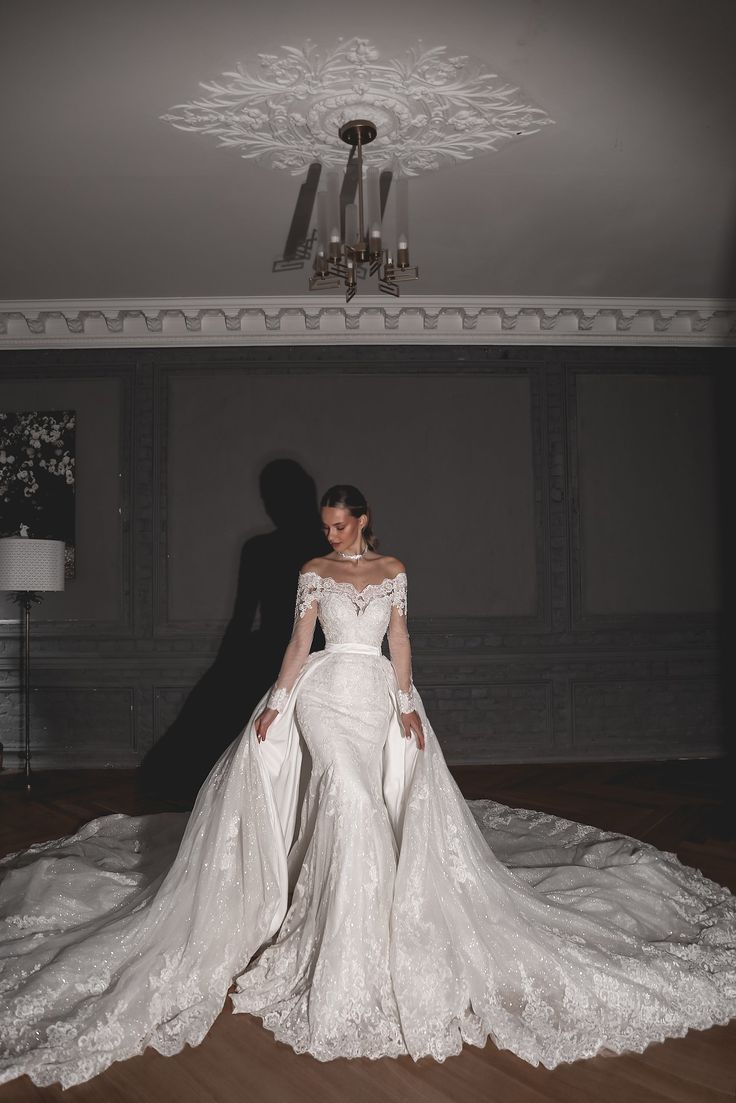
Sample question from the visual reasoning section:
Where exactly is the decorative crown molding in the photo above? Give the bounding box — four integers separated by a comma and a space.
161, 38, 554, 176
0, 297, 734, 348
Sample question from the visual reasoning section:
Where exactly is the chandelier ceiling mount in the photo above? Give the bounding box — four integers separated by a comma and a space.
338, 120, 377, 148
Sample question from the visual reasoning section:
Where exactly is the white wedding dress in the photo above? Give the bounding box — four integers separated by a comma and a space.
1, 567, 735, 1089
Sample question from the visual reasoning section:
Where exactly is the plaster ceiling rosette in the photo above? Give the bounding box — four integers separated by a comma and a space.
161, 38, 554, 176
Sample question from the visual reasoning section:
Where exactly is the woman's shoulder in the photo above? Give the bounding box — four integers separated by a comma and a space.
299, 556, 327, 577
382, 555, 406, 578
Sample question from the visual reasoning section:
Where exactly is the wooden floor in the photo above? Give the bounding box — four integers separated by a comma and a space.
1, 759, 735, 1103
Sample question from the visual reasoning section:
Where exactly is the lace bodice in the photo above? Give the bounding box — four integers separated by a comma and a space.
266, 567, 417, 712
298, 571, 407, 646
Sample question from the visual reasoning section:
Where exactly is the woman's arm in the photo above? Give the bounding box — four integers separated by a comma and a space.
386, 562, 425, 749
256, 570, 319, 737
266, 568, 320, 709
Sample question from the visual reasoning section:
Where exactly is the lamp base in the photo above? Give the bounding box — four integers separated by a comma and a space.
8, 590, 43, 792
0, 767, 37, 794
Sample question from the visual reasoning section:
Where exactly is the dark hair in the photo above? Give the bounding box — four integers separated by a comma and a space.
320, 484, 379, 551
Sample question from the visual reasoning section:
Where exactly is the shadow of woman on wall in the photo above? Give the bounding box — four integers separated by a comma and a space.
139, 458, 327, 805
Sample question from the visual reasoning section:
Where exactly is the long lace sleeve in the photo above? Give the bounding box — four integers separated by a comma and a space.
386, 572, 419, 714
266, 571, 320, 711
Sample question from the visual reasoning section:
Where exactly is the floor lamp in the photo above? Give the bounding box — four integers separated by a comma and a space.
0, 537, 65, 790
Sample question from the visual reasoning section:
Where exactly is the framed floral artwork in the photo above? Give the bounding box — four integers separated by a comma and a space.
0, 410, 76, 577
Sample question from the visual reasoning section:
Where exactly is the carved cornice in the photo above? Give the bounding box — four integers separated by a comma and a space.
0, 297, 734, 347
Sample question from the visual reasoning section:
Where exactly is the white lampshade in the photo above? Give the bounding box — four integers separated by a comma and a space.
0, 537, 66, 591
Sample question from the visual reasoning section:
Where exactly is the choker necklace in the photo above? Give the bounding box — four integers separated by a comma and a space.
336, 535, 367, 561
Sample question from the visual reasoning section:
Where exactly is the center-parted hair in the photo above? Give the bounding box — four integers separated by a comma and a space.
320, 484, 379, 551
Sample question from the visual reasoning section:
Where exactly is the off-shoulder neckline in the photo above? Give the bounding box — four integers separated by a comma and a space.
300, 569, 407, 598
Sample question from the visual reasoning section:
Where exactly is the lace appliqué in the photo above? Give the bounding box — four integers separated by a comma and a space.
267, 686, 289, 712
390, 572, 408, 617
397, 684, 419, 713
295, 572, 322, 619
298, 570, 407, 618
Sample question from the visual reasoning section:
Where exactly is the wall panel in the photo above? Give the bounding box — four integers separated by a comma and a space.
161, 366, 542, 628
419, 680, 553, 763
570, 369, 719, 620
572, 678, 722, 756
0, 685, 136, 767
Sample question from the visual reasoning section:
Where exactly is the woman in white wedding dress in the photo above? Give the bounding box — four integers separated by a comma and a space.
1, 483, 735, 1089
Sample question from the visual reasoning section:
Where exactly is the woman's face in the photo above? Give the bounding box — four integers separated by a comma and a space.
321, 506, 366, 551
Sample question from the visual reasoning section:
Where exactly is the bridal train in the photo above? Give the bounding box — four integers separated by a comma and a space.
1, 567, 735, 1089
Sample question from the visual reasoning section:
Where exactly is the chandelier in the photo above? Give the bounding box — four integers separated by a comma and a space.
309, 120, 419, 302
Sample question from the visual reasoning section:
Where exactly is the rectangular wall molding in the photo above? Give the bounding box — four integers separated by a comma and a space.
0, 685, 137, 769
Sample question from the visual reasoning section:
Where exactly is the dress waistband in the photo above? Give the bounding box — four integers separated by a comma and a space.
324, 642, 382, 657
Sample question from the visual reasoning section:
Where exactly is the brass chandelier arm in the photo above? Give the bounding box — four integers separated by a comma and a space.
356, 129, 365, 260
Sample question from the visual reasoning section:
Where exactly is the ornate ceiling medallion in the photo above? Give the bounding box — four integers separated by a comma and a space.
161, 38, 554, 176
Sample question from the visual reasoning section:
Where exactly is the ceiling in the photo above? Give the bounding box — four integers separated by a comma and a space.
2, 0, 735, 304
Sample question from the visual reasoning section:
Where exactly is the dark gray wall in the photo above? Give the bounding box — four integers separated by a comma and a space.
0, 347, 728, 775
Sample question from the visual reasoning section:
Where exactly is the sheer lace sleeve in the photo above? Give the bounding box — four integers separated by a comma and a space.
386, 571, 419, 713
266, 571, 321, 711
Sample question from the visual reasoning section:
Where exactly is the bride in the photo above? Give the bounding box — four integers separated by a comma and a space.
1, 483, 735, 1089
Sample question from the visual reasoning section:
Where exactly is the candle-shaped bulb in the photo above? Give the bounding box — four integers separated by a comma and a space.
397, 237, 409, 268
369, 225, 382, 256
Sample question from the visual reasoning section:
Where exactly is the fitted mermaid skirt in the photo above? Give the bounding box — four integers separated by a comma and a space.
1, 643, 735, 1087
232, 649, 406, 1057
